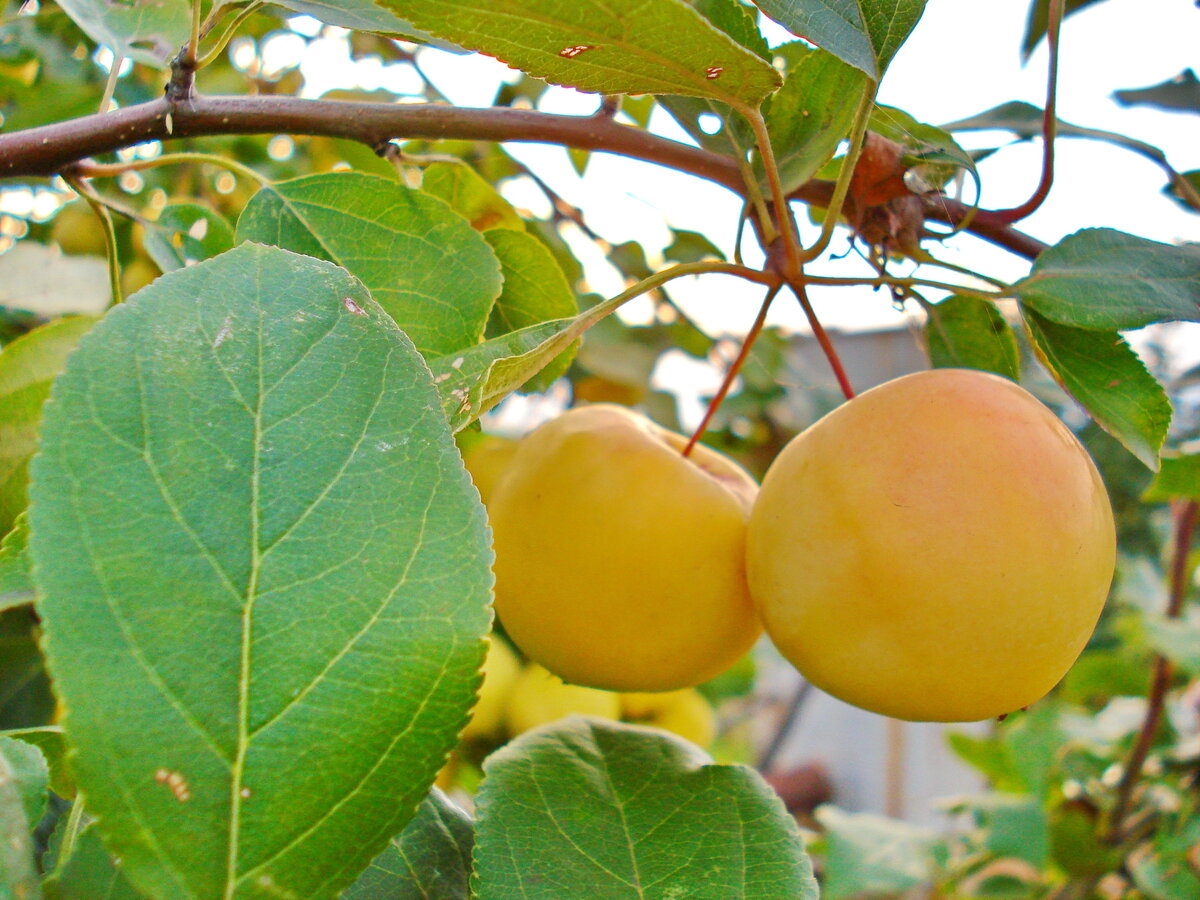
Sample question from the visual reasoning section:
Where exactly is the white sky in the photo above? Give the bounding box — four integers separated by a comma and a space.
299, 0, 1200, 340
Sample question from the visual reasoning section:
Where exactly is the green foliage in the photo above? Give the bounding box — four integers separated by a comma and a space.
472, 718, 816, 899
0, 0, 1196, 895
236, 173, 503, 357
924, 295, 1020, 379
29, 244, 493, 898
343, 788, 474, 899
386, 0, 782, 106
751, 0, 929, 79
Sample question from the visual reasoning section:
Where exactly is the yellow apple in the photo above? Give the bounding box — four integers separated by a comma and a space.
461, 634, 521, 741
504, 664, 621, 736
489, 403, 761, 692
747, 368, 1115, 722
459, 433, 519, 507
621, 689, 716, 748
51, 203, 106, 256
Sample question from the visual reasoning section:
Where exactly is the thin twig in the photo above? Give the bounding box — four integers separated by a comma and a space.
0, 96, 1048, 261
758, 678, 815, 773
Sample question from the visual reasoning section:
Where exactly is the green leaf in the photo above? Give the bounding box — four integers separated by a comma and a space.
483, 230, 578, 391
664, 230, 726, 264
1014, 229, 1200, 330
0, 735, 47, 827
0, 741, 40, 900
1144, 454, 1200, 502
0, 316, 94, 536
924, 295, 1019, 380
421, 162, 526, 234
141, 204, 235, 273
382, 0, 782, 107
430, 275, 646, 431
0, 606, 55, 730
471, 717, 815, 899
760, 43, 869, 193
751, 0, 928, 80
55, 0, 190, 66
43, 822, 142, 900
1022, 307, 1170, 469
236, 173, 503, 357
0, 514, 33, 613
342, 788, 473, 899
1115, 69, 1200, 115
28, 244, 493, 900
816, 807, 940, 900
3, 727, 72, 799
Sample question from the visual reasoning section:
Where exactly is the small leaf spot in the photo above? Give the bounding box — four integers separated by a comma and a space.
342, 296, 367, 316
212, 317, 233, 349
559, 45, 594, 58
154, 768, 192, 802
705, 66, 723, 80
240, 788, 252, 798
451, 357, 465, 370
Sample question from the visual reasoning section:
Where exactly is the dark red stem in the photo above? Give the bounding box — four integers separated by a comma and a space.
682, 284, 781, 457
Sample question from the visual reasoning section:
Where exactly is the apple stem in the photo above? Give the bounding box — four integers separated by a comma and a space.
1105, 498, 1198, 843
682, 285, 782, 458
790, 279, 856, 401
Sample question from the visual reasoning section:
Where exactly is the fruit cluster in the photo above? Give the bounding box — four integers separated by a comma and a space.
463, 368, 1116, 726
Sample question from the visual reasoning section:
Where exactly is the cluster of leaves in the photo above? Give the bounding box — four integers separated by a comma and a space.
0, 0, 1197, 897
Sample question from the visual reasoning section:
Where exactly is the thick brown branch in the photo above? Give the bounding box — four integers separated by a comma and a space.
0, 94, 1046, 260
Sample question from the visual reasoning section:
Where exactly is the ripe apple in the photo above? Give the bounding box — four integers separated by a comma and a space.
488, 403, 761, 692
461, 634, 521, 741
460, 432, 519, 507
621, 689, 717, 748
746, 369, 1115, 723
504, 664, 621, 736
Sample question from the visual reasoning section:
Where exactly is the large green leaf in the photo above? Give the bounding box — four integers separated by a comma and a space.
55, 0, 191, 66
29, 244, 493, 899
1014, 229, 1200, 330
760, 42, 870, 193
1022, 307, 1170, 470
236, 173, 503, 357
751, 0, 928, 80
381, 0, 782, 107
924, 295, 1019, 380
0, 741, 40, 900
43, 822, 142, 900
0, 514, 33, 613
0, 316, 94, 537
471, 717, 815, 899
342, 788, 473, 899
